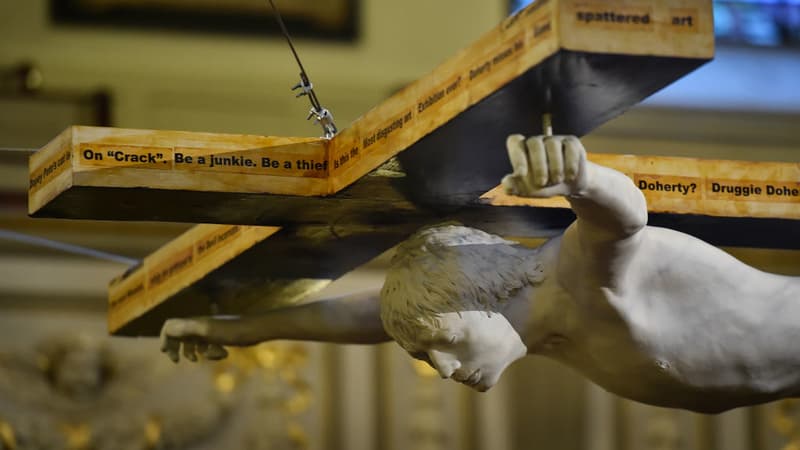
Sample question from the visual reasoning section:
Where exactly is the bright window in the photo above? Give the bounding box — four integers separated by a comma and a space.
510, 0, 800, 47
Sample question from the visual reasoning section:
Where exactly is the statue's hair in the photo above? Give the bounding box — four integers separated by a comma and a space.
380, 224, 545, 351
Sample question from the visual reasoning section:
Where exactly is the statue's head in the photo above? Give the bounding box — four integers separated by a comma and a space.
380, 224, 544, 391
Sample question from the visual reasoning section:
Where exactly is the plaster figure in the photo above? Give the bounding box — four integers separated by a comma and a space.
161, 135, 800, 413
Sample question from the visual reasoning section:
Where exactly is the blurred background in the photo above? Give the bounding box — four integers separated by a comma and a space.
1, 0, 800, 449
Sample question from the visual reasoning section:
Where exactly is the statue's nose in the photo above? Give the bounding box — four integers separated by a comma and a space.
429, 350, 461, 379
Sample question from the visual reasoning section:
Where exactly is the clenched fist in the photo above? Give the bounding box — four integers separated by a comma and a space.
160, 317, 229, 363
501, 134, 589, 198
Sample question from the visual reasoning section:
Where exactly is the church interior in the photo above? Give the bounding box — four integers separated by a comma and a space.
1, 0, 800, 449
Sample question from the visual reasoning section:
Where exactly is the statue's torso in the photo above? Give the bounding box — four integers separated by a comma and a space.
538, 226, 800, 413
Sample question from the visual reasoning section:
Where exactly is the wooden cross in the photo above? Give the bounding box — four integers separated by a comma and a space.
25, 0, 800, 335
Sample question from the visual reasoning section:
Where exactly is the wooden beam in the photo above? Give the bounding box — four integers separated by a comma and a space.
30, 0, 714, 222
479, 153, 800, 250
483, 153, 800, 221
28, 128, 330, 215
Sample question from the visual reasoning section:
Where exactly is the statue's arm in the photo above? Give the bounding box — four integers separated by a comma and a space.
501, 134, 648, 288
160, 288, 389, 362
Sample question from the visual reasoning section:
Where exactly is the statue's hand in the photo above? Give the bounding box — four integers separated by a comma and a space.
501, 134, 588, 198
160, 317, 230, 363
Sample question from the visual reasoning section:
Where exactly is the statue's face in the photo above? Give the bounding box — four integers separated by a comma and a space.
407, 311, 527, 392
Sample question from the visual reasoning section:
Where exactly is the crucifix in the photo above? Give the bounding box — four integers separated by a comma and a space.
26, 0, 800, 413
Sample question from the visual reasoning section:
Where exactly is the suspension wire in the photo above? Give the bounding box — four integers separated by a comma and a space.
267, 0, 323, 111
0, 149, 139, 265
0, 229, 139, 265
266, 0, 337, 138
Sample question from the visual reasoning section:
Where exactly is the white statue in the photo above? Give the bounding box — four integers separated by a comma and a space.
161, 135, 800, 414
